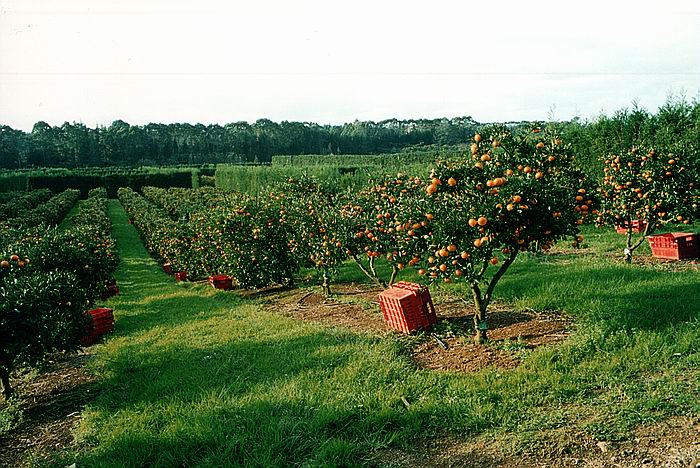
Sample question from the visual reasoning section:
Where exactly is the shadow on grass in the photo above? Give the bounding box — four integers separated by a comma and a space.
496, 260, 700, 331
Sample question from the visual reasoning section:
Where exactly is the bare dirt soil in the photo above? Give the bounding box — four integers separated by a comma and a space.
263, 284, 573, 373
368, 416, 699, 467
0, 351, 97, 467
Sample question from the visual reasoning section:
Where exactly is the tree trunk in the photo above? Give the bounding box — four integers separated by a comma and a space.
471, 285, 488, 344
322, 268, 331, 296
625, 230, 634, 264
388, 265, 399, 286
0, 365, 12, 400
350, 255, 386, 288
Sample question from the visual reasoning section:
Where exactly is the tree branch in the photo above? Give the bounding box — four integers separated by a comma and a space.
484, 249, 518, 305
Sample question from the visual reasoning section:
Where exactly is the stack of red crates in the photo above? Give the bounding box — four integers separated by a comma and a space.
163, 263, 173, 274
209, 274, 233, 290
81, 308, 115, 346
377, 282, 436, 333
615, 220, 647, 234
101, 280, 119, 300
175, 272, 188, 282
647, 232, 699, 260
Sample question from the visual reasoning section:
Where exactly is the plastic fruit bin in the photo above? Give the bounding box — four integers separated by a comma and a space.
615, 220, 647, 234
391, 281, 437, 325
163, 263, 173, 275
175, 271, 188, 282
647, 232, 699, 260
378, 285, 434, 333
101, 283, 119, 300
81, 308, 115, 346
209, 274, 233, 290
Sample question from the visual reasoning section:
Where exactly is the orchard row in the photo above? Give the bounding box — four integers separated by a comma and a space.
0, 188, 119, 399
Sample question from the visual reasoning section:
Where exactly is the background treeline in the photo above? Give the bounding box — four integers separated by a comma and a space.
0, 96, 697, 170
0, 117, 480, 168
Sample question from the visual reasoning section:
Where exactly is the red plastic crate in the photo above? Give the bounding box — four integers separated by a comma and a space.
647, 232, 699, 260
163, 263, 173, 275
209, 275, 233, 290
378, 287, 433, 333
615, 220, 647, 234
391, 281, 437, 325
81, 330, 101, 346
101, 283, 119, 300
81, 308, 115, 346
175, 271, 188, 282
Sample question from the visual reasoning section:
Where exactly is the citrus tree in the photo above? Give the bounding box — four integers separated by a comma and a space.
596, 146, 698, 262
340, 174, 426, 287
277, 179, 349, 295
390, 126, 589, 343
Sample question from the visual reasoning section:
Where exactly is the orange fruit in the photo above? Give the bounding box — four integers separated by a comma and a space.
470, 143, 479, 155
460, 251, 470, 259
481, 154, 491, 162
512, 195, 522, 203
426, 184, 437, 195
468, 218, 478, 227
10, 255, 19, 262
536, 142, 545, 150
490, 257, 499, 265
474, 133, 482, 143
0, 260, 9, 268
473, 238, 483, 248
447, 177, 457, 186
505, 169, 514, 176
439, 264, 447, 272
447, 244, 457, 252
455, 269, 463, 277
477, 216, 488, 226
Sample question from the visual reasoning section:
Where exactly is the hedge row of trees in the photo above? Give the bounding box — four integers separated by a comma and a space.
1, 188, 119, 398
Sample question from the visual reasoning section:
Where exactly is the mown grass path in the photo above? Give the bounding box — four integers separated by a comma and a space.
55, 201, 699, 467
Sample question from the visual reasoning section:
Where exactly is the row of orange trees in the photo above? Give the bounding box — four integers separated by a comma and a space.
122, 125, 697, 344
0, 188, 118, 399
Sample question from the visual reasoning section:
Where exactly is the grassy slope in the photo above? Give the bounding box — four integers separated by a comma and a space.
53, 202, 698, 467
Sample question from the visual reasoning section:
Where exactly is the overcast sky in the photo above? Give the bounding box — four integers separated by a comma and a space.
0, 0, 698, 131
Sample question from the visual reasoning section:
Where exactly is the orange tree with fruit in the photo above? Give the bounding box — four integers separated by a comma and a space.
389, 125, 590, 343
339, 173, 428, 287
277, 178, 349, 295
596, 146, 698, 262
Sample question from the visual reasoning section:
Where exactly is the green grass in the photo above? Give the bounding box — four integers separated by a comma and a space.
43, 208, 698, 467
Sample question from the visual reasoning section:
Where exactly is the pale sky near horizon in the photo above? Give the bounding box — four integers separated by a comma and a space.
0, 0, 698, 132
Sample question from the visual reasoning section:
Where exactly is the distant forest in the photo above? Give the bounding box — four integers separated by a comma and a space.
0, 97, 697, 169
